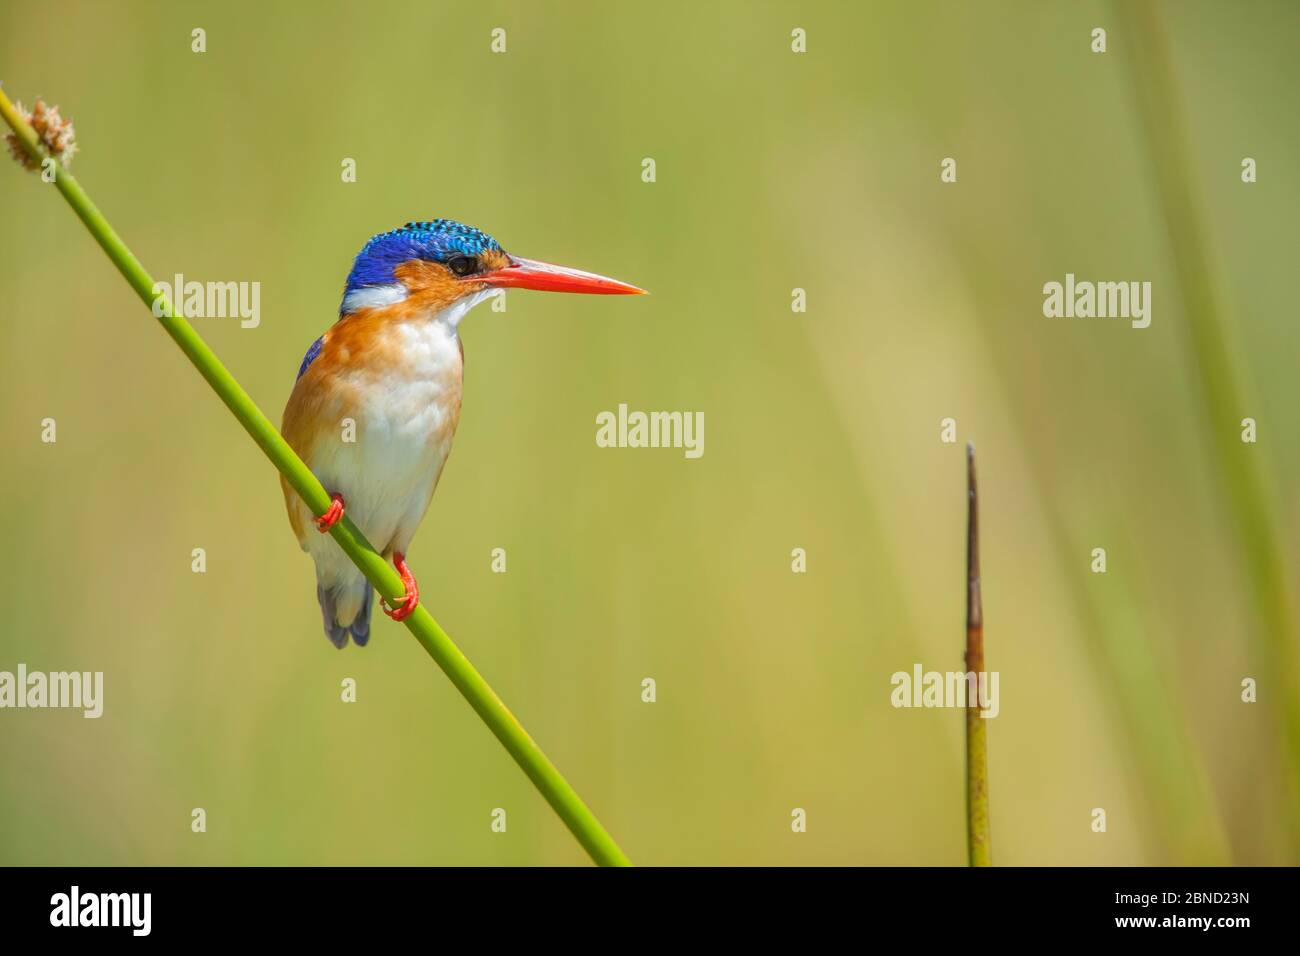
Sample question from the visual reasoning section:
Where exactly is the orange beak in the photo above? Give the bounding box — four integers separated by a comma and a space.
466, 255, 647, 295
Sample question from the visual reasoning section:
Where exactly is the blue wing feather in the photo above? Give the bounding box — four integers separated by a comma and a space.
297, 336, 323, 380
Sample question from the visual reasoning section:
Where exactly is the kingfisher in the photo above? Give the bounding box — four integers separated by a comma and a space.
281, 219, 645, 648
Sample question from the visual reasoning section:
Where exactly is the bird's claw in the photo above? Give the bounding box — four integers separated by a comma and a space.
384, 595, 418, 622
316, 493, 345, 533
383, 552, 420, 622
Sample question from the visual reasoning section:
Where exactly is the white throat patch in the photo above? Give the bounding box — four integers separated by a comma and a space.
340, 284, 500, 328
439, 288, 501, 328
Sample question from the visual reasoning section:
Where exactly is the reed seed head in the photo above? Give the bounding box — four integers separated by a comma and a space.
5, 97, 77, 170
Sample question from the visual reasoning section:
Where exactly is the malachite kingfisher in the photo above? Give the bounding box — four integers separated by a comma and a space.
281, 219, 645, 647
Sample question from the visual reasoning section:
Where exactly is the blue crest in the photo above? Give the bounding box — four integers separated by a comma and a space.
342, 220, 502, 303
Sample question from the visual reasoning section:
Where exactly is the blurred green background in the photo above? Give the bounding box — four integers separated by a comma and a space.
2, 0, 1299, 866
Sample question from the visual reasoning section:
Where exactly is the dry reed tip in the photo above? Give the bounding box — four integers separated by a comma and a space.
5, 97, 77, 171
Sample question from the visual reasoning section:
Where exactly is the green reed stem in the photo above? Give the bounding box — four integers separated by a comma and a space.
1114, 1, 1300, 851
964, 444, 992, 866
0, 86, 630, 867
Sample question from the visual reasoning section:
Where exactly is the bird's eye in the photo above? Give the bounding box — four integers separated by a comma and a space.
447, 255, 478, 277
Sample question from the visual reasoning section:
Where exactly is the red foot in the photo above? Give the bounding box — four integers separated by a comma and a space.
316, 493, 345, 533
383, 552, 420, 622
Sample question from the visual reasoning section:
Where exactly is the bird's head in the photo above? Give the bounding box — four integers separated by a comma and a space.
340, 219, 645, 321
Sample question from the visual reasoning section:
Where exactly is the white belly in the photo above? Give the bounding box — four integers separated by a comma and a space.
307, 318, 463, 561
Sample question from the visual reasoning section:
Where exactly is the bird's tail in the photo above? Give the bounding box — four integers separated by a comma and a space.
315, 577, 374, 648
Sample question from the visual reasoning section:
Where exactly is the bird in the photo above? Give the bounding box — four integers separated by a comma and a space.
281, 219, 645, 647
